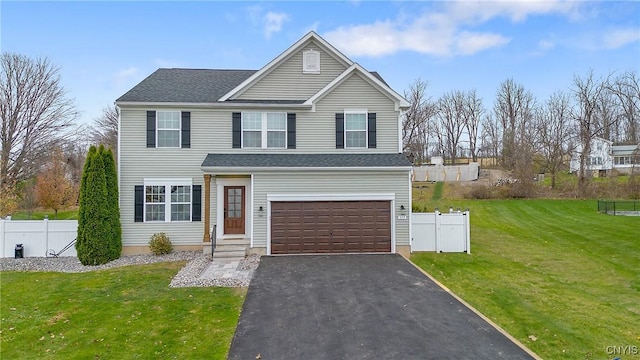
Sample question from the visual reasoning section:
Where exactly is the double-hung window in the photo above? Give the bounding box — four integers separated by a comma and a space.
157, 111, 181, 148
242, 112, 287, 149
144, 179, 192, 222
345, 111, 367, 148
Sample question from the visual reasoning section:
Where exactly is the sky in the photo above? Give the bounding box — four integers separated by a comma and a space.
2, 1, 639, 127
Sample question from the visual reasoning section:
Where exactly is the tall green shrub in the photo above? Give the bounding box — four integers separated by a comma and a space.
76, 145, 117, 265
101, 146, 122, 259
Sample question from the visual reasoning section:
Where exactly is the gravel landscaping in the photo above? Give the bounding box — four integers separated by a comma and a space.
0, 251, 261, 288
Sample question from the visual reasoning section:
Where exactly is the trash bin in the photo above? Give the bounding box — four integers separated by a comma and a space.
15, 244, 24, 258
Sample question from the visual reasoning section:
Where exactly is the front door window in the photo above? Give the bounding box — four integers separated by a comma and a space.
224, 186, 245, 235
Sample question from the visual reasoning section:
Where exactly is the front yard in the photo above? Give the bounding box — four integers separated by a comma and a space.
412, 198, 639, 359
0, 262, 244, 359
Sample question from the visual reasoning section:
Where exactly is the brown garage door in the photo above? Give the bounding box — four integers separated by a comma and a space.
271, 201, 392, 254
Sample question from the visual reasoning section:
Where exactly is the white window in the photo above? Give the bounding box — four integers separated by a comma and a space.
345, 111, 367, 149
144, 179, 192, 222
303, 49, 320, 74
157, 111, 181, 148
242, 112, 287, 149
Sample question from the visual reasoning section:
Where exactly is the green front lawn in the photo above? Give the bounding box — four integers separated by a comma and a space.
9, 208, 79, 220
411, 199, 640, 359
0, 262, 245, 359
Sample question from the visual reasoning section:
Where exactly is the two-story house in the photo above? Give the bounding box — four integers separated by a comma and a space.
570, 137, 639, 176
115, 32, 413, 257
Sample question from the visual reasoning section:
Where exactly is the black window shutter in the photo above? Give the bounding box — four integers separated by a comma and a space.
134, 185, 144, 222
146, 111, 156, 148
368, 113, 377, 149
335, 113, 344, 149
232, 112, 241, 148
287, 113, 296, 149
192, 185, 202, 222
181, 112, 191, 148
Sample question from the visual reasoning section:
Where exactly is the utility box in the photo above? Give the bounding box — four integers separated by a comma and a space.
15, 244, 24, 258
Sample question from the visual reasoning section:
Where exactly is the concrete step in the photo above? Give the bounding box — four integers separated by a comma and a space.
211, 244, 248, 259
216, 238, 250, 246
213, 250, 246, 259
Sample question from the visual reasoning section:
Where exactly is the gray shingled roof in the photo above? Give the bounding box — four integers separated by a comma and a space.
116, 69, 256, 103
116, 68, 390, 103
201, 153, 412, 168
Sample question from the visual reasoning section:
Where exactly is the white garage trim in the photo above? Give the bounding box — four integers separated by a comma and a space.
266, 193, 396, 255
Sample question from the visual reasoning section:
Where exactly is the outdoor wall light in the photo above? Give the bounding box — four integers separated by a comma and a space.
259, 206, 264, 212
400, 205, 405, 210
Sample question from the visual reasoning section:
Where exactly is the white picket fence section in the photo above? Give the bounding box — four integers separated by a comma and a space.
0, 219, 78, 258
411, 210, 470, 253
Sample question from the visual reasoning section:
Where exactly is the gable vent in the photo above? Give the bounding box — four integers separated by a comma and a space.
303, 49, 320, 74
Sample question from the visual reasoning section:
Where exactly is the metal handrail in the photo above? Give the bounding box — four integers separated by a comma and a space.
211, 225, 216, 257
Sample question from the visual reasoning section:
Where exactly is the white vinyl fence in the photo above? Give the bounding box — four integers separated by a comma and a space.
0, 219, 78, 258
411, 210, 470, 253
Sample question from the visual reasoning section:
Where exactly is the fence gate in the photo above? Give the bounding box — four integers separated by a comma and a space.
411, 211, 470, 253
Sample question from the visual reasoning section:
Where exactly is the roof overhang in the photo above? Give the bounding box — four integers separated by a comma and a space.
115, 101, 313, 110
201, 166, 413, 174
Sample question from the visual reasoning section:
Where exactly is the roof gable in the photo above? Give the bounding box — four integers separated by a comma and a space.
305, 64, 410, 111
218, 31, 353, 101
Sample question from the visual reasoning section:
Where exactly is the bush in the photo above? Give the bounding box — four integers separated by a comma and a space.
465, 185, 494, 199
149, 233, 173, 255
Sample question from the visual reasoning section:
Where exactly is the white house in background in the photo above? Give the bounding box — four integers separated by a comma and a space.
570, 137, 639, 175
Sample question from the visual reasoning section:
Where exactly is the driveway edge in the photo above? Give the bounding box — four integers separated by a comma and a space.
404, 257, 542, 360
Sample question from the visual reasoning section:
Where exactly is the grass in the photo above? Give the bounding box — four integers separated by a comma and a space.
0, 262, 245, 359
9, 208, 79, 220
410, 198, 640, 359
431, 181, 444, 201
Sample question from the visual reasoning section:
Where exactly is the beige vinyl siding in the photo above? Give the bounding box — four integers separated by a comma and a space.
299, 73, 400, 152
237, 41, 348, 100
251, 171, 410, 250
119, 108, 216, 246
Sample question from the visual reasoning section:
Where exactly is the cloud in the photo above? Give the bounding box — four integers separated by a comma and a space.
323, 0, 585, 57
264, 11, 290, 39
601, 28, 640, 49
113, 67, 139, 87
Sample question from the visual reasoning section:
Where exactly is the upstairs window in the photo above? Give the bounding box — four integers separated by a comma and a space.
345, 112, 367, 148
157, 111, 181, 148
242, 112, 287, 149
303, 49, 320, 74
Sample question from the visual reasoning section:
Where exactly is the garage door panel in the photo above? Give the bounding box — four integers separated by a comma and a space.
271, 200, 391, 254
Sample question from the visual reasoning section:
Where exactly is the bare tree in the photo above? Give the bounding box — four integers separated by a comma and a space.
437, 90, 466, 164
91, 105, 119, 161
494, 79, 536, 170
480, 114, 502, 167
572, 70, 608, 195
536, 91, 574, 188
402, 79, 437, 164
461, 90, 484, 162
1, 53, 77, 187
608, 70, 640, 144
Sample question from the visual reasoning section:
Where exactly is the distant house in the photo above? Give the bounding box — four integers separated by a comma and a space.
570, 137, 639, 176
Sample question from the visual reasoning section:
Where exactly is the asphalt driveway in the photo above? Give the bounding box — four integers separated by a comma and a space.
228, 254, 536, 360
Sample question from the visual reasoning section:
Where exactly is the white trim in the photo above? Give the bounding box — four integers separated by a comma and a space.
250, 174, 255, 248
344, 110, 368, 149
142, 178, 193, 223
116, 104, 121, 207
266, 193, 396, 255
398, 112, 404, 154
155, 110, 181, 148
202, 166, 413, 173
215, 178, 252, 240
304, 63, 410, 112
267, 193, 395, 202
241, 111, 287, 149
219, 31, 353, 101
115, 101, 312, 109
